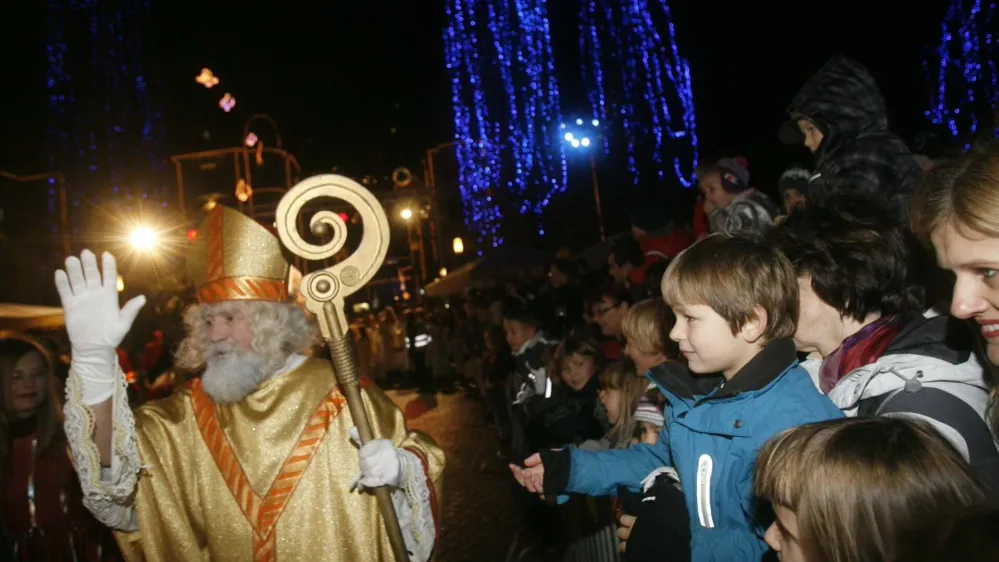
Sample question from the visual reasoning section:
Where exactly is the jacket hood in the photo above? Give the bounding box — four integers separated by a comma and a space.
781, 56, 888, 153
827, 312, 990, 411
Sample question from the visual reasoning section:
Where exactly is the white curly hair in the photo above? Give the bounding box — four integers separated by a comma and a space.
175, 300, 318, 376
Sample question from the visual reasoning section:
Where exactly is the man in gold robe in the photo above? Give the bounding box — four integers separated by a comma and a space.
56, 206, 443, 561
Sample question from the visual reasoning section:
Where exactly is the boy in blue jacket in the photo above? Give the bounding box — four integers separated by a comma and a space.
510, 234, 843, 561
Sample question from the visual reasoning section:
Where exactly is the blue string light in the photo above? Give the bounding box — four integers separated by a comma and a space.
44, 0, 72, 240
924, 0, 998, 145
44, 0, 167, 228
579, 0, 698, 188
444, 0, 566, 249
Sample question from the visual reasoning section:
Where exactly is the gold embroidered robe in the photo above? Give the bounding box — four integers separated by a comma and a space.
113, 358, 443, 561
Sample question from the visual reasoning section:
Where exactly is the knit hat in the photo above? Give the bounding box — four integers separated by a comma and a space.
778, 165, 812, 196
708, 157, 750, 194
633, 396, 665, 427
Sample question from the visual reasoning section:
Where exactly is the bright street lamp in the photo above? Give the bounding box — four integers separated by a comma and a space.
129, 227, 158, 251
400, 208, 413, 221
559, 117, 605, 241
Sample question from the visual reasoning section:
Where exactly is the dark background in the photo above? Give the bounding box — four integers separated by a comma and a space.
0, 0, 951, 297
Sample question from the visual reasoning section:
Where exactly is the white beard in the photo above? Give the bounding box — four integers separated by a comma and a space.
200, 341, 267, 404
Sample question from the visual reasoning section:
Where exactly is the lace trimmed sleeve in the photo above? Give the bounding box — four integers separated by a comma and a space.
392, 448, 438, 562
63, 363, 141, 531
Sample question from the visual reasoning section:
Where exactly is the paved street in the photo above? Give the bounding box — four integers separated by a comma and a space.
387, 389, 522, 562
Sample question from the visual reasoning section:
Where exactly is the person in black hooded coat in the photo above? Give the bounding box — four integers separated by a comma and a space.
778, 55, 922, 223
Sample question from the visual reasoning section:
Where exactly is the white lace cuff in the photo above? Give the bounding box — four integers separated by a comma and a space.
63, 362, 141, 531
393, 449, 437, 562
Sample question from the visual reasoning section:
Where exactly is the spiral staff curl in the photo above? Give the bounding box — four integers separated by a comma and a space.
275, 175, 408, 562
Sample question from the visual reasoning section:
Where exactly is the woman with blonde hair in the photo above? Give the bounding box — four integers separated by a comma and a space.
755, 417, 989, 562
912, 141, 999, 433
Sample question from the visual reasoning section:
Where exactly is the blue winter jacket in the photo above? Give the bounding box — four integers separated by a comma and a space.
563, 340, 843, 561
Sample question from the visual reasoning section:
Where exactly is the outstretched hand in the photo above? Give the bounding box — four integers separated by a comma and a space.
508, 453, 545, 494
54, 250, 145, 354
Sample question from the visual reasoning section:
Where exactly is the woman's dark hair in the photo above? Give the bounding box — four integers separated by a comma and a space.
642, 259, 671, 298
585, 279, 635, 309
610, 237, 645, 269
0, 334, 62, 477
768, 199, 924, 321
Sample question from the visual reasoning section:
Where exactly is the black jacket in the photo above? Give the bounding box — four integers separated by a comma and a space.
785, 56, 922, 222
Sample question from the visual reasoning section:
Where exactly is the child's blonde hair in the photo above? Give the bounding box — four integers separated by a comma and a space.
598, 361, 648, 448
621, 298, 679, 359
755, 417, 988, 562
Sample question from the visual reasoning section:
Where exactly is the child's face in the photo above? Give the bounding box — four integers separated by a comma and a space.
670, 303, 764, 380
638, 422, 660, 445
597, 387, 622, 424
764, 505, 805, 562
698, 172, 732, 210
796, 118, 824, 153
782, 189, 807, 214
560, 353, 596, 392
503, 319, 535, 351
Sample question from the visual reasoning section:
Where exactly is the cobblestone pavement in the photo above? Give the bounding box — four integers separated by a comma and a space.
386, 389, 522, 562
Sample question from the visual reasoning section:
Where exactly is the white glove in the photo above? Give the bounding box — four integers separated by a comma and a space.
348, 426, 403, 491
54, 250, 145, 405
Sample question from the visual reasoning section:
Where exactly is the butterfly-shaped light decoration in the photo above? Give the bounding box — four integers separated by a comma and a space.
195, 68, 219, 88
244, 132, 258, 147
235, 178, 253, 202
219, 93, 236, 113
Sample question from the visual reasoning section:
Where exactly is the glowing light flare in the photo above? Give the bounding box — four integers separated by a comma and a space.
400, 208, 413, 221
129, 227, 158, 251
186, 229, 198, 243
440, 267, 448, 277
581, 137, 591, 147
452, 236, 464, 254
244, 132, 258, 147
196, 68, 219, 88
116, 275, 125, 293
219, 93, 236, 113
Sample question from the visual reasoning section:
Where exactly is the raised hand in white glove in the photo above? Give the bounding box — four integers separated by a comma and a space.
54, 250, 145, 405
348, 426, 403, 491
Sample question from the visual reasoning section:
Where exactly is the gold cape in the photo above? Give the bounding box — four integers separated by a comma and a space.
113, 358, 444, 561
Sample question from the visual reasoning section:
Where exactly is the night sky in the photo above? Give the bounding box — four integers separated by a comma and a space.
1, 0, 950, 253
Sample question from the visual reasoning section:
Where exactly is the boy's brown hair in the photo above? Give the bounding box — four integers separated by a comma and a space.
661, 233, 797, 341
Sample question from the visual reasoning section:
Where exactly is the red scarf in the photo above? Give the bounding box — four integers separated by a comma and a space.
818, 315, 903, 394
